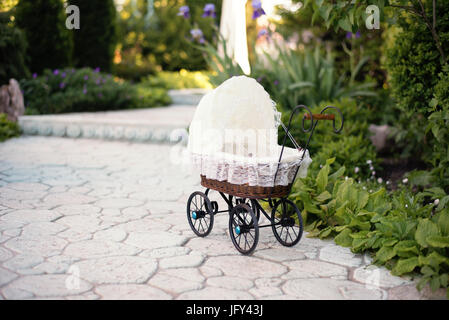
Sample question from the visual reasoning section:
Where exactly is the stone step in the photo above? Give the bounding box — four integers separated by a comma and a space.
168, 88, 210, 105
18, 105, 196, 145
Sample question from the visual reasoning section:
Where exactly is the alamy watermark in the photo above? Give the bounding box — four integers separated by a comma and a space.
366, 5, 380, 30
65, 5, 80, 30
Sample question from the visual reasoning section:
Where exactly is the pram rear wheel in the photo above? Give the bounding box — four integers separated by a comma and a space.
271, 199, 303, 247
187, 191, 214, 237
229, 204, 259, 255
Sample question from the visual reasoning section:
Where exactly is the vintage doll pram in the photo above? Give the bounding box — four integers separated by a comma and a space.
187, 104, 343, 255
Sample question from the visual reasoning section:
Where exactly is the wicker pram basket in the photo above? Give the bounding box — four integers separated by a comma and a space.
200, 175, 293, 199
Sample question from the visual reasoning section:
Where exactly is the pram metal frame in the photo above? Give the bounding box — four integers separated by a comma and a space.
187, 104, 344, 255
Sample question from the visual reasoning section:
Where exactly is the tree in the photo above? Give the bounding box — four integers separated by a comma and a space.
68, 0, 117, 72
0, 11, 30, 85
14, 0, 73, 73
303, 0, 446, 63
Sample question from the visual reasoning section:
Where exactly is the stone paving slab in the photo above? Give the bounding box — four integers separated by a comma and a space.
0, 136, 446, 300
18, 105, 195, 144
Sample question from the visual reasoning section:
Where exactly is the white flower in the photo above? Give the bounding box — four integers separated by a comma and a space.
377, 178, 383, 184
320, 164, 323, 168
405, 204, 408, 208
386, 180, 391, 185
345, 176, 348, 180
369, 189, 373, 193
402, 178, 408, 184
372, 171, 376, 176
366, 160, 372, 164
370, 165, 374, 171
434, 199, 440, 206
354, 167, 360, 173
363, 186, 366, 190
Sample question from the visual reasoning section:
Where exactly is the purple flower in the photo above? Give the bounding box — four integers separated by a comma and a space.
53, 69, 59, 75
177, 5, 190, 18
98, 93, 103, 98
190, 28, 205, 44
274, 80, 279, 86
32, 73, 37, 79
346, 31, 361, 39
95, 78, 101, 85
202, 4, 216, 18
71, 68, 75, 73
94, 67, 100, 73
257, 29, 268, 39
252, 0, 265, 19
61, 72, 66, 78
59, 82, 66, 89
84, 75, 89, 81
256, 76, 263, 82
82, 86, 87, 95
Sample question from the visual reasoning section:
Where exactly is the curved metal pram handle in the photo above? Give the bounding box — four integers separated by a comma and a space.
272, 104, 344, 197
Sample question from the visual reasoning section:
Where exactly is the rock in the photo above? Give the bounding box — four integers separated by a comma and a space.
368, 124, 391, 152
0, 79, 25, 122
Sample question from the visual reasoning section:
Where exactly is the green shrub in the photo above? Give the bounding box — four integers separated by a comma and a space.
384, 1, 449, 189
69, 0, 117, 72
20, 67, 170, 114
291, 158, 449, 298
0, 11, 29, 85
14, 0, 73, 73
142, 70, 213, 89
116, 0, 221, 75
278, 98, 378, 180
0, 113, 21, 142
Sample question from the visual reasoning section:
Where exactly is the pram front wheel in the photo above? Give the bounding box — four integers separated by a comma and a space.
271, 199, 303, 247
229, 196, 260, 222
229, 203, 259, 255
187, 191, 214, 237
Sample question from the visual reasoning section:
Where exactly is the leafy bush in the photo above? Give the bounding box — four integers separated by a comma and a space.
14, 0, 73, 73
142, 70, 213, 89
254, 45, 376, 110
278, 98, 378, 181
0, 11, 29, 85
0, 113, 21, 142
116, 0, 221, 77
291, 158, 449, 298
20, 67, 170, 114
69, 0, 117, 72
196, 28, 376, 110
383, 2, 449, 190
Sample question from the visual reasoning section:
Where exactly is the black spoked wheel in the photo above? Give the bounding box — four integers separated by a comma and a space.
229, 196, 260, 222
187, 191, 214, 237
229, 204, 259, 255
271, 198, 303, 247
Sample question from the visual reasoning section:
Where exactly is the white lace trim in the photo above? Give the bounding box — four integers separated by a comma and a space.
190, 147, 312, 187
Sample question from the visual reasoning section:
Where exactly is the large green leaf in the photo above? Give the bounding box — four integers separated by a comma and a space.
375, 245, 396, 263
393, 240, 420, 258
415, 219, 440, 248
392, 257, 419, 276
316, 164, 330, 193
334, 228, 352, 247
315, 190, 332, 203
437, 210, 449, 236
426, 236, 449, 248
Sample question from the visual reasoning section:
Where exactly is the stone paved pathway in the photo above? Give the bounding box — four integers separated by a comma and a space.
0, 136, 442, 300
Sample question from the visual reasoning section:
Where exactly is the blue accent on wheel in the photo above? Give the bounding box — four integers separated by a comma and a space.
192, 211, 197, 220
235, 226, 241, 235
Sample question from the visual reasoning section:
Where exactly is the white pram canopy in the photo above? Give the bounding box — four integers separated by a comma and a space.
188, 76, 312, 187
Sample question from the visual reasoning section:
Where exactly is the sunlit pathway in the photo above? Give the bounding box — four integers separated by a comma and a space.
0, 136, 439, 299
